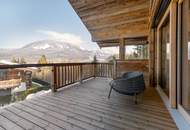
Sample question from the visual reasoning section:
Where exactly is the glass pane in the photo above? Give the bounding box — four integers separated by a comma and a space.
181, 0, 190, 111
160, 19, 170, 96
100, 46, 119, 60
125, 44, 148, 60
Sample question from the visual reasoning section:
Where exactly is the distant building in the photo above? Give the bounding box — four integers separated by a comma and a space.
0, 62, 32, 90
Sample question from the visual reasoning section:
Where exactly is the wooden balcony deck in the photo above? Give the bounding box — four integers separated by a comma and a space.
0, 78, 178, 130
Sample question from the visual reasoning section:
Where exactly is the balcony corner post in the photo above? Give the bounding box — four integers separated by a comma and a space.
93, 55, 97, 78
80, 65, 83, 84
119, 38, 125, 60
113, 58, 117, 79
52, 66, 57, 92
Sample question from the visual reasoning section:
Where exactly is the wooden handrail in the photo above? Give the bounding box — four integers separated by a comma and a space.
0, 62, 113, 69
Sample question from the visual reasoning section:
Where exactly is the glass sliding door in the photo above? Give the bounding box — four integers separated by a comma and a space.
182, 0, 190, 110
181, 0, 190, 111
160, 18, 170, 96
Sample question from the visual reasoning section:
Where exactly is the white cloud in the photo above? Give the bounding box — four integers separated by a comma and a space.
37, 30, 83, 47
100, 47, 119, 54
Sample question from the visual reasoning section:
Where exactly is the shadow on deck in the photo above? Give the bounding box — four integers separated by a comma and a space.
0, 78, 178, 130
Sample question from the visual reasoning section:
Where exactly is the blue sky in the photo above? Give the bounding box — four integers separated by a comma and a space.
0, 0, 99, 50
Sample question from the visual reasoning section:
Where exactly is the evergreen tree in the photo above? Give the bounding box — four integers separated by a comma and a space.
38, 55, 48, 64
93, 55, 97, 63
11, 57, 18, 63
20, 57, 26, 64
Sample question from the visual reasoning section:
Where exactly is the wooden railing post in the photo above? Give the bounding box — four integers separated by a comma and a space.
93, 62, 97, 78
113, 59, 117, 79
52, 66, 57, 92
80, 65, 83, 84
93, 56, 97, 78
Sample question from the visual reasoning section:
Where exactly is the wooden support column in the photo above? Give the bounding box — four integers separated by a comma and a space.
93, 56, 97, 78
156, 28, 161, 86
149, 28, 156, 87
169, 0, 177, 108
119, 38, 125, 60
113, 58, 117, 79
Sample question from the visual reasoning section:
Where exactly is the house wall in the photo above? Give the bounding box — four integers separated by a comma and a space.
0, 69, 21, 81
0, 69, 32, 87
116, 60, 149, 87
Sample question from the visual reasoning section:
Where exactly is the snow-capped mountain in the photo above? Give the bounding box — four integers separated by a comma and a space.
0, 40, 112, 63
22, 40, 75, 50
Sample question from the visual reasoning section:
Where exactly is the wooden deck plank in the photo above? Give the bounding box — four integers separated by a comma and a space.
0, 109, 44, 130
40, 94, 177, 129
41, 93, 173, 127
0, 114, 23, 130
10, 104, 84, 130
14, 102, 104, 130
0, 126, 5, 130
29, 95, 173, 130
5, 106, 65, 130
53, 90, 171, 117
0, 78, 178, 130
25, 99, 140, 130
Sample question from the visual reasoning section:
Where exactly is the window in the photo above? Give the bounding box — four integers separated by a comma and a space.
125, 44, 148, 60
100, 46, 119, 60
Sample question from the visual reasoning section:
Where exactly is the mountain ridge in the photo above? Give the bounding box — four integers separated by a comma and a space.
0, 40, 111, 63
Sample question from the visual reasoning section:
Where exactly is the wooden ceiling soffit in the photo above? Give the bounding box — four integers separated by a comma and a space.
80, 1, 150, 22
85, 8, 149, 30
69, 0, 150, 42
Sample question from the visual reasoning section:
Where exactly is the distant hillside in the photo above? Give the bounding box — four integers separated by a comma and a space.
0, 40, 112, 63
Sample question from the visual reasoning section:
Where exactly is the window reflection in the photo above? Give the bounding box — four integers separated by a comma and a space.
125, 45, 148, 60
160, 19, 170, 96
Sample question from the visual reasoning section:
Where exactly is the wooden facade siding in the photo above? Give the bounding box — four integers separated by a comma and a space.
116, 60, 149, 86
0, 78, 177, 130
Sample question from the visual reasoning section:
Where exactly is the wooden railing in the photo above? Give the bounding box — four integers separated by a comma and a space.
52, 62, 114, 91
95, 63, 114, 78
0, 62, 115, 91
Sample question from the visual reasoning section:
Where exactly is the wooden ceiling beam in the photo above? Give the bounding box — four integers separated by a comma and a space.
88, 18, 148, 31
125, 37, 148, 45
90, 20, 148, 32
91, 25, 148, 42
97, 42, 119, 48
69, 0, 150, 45
92, 33, 148, 42
96, 36, 148, 47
